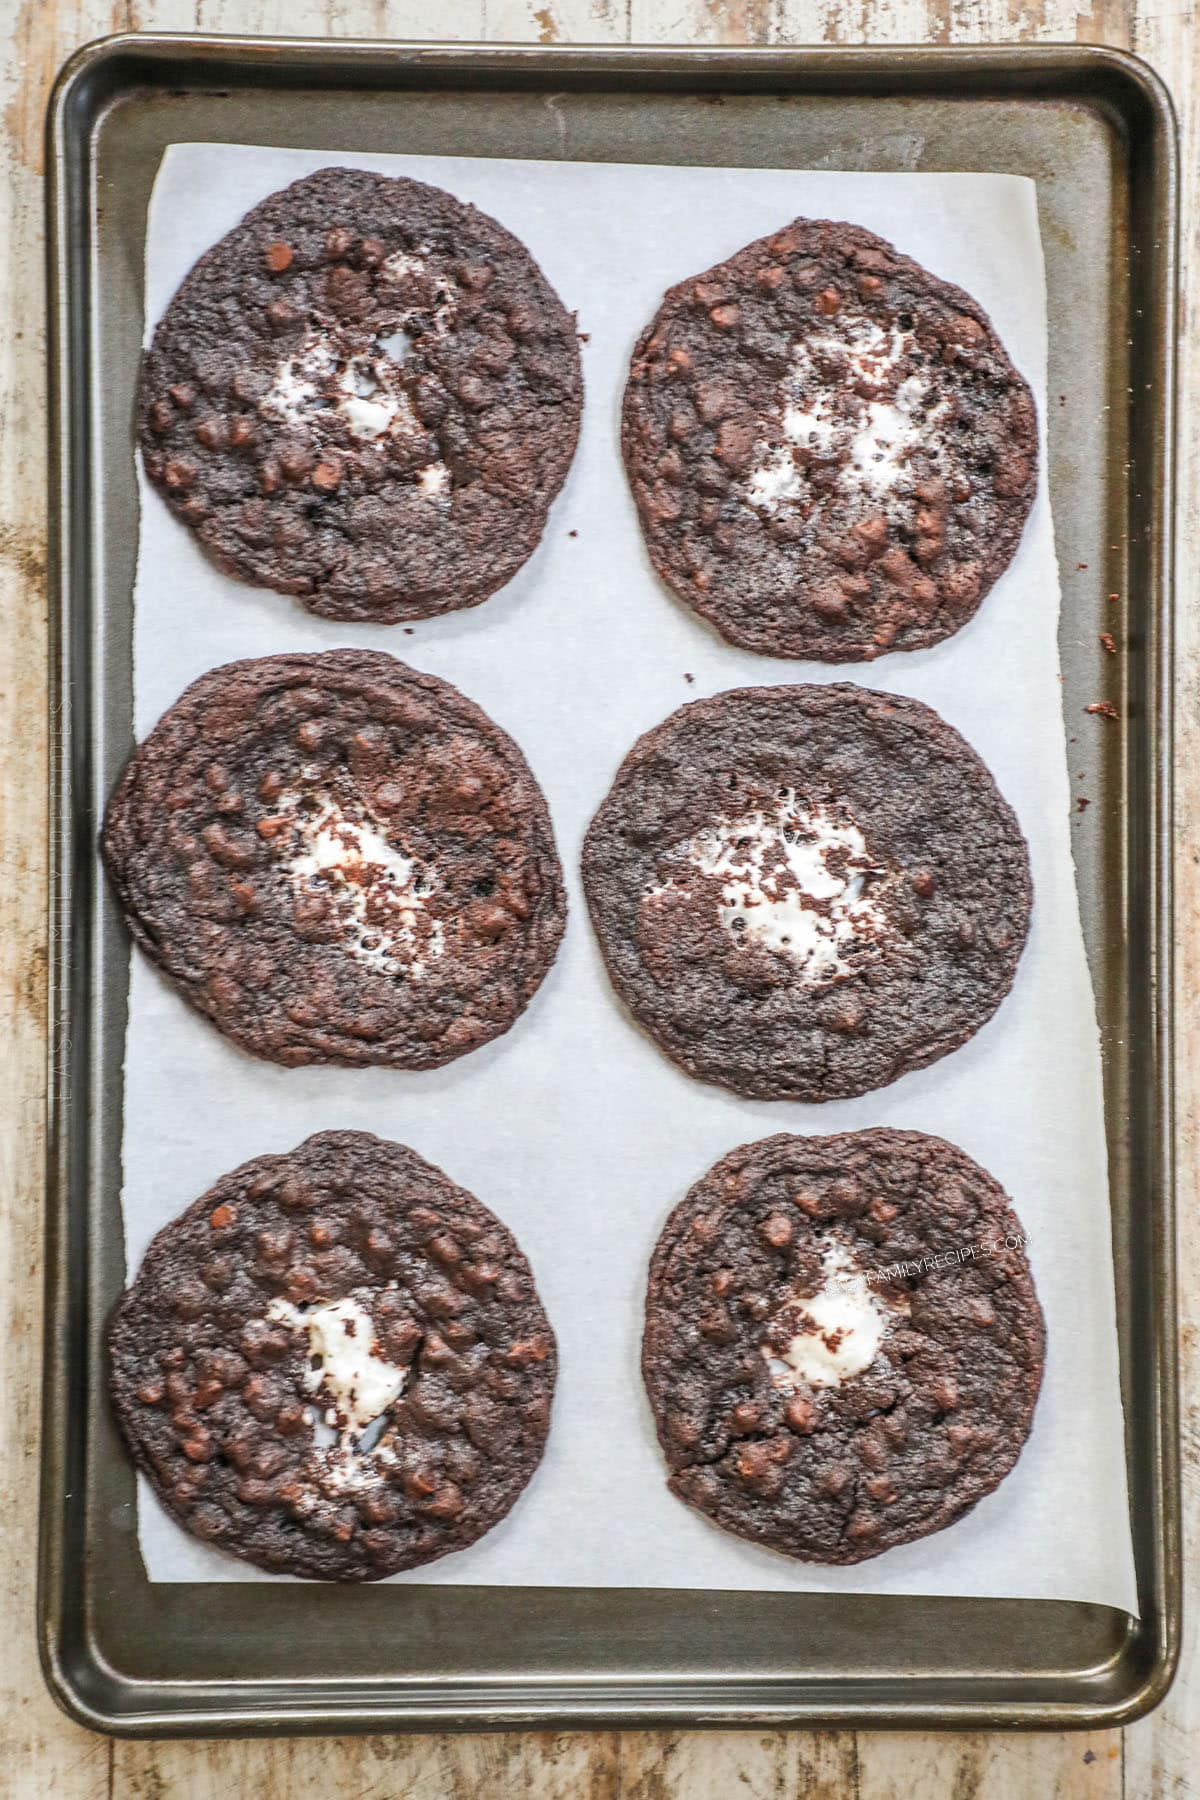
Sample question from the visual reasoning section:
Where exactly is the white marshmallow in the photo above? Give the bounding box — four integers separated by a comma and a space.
268, 1295, 410, 1494
744, 315, 950, 517
282, 793, 446, 978
763, 1241, 908, 1389
678, 791, 892, 984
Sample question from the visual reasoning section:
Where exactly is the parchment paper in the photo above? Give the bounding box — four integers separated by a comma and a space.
124, 142, 1137, 1613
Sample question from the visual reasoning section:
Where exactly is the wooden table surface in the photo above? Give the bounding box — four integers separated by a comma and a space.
2, 0, 1194, 1794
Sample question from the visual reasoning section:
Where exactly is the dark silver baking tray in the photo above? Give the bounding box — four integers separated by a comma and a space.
43, 35, 1178, 1734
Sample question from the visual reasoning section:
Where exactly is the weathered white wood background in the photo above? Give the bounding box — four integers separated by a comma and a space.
1, 1, 1194, 1794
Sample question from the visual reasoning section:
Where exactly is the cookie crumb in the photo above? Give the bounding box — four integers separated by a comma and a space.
1086, 700, 1119, 720
684, 672, 694, 684
1108, 592, 1121, 602
1076, 797, 1090, 812
1099, 632, 1117, 654
568, 529, 578, 538
1077, 561, 1088, 570
403, 627, 414, 635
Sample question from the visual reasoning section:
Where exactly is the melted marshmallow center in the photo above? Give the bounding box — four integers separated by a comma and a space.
268, 1294, 411, 1491
684, 791, 892, 984
763, 1241, 907, 1390
259, 239, 456, 496
746, 316, 951, 517
282, 793, 446, 979
268, 1295, 409, 1435
261, 333, 420, 443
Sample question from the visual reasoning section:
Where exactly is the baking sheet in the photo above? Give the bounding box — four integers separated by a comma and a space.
122, 141, 1137, 1613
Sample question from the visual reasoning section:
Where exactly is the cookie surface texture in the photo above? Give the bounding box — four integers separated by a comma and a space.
140, 167, 582, 621
109, 1131, 557, 1580
582, 682, 1031, 1101
622, 218, 1037, 659
642, 1130, 1045, 1563
103, 650, 567, 1068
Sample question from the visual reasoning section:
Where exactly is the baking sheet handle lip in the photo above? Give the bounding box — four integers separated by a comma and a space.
39, 29, 1186, 110
36, 26, 1181, 1739
19, 1650, 1176, 1742
1140, 0, 1183, 1730
39, 31, 90, 1744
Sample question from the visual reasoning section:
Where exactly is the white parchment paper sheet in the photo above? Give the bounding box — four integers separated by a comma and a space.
124, 142, 1137, 1612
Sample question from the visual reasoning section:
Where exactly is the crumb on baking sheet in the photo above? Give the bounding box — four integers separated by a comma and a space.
1100, 632, 1117, 654
1086, 700, 1119, 720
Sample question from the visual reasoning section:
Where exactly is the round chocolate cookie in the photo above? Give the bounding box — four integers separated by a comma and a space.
102, 650, 566, 1068
622, 218, 1037, 660
110, 1131, 556, 1581
643, 1130, 1044, 1564
139, 167, 582, 622
582, 683, 1030, 1101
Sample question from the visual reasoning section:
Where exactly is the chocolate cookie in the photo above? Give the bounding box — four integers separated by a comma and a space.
643, 1130, 1044, 1564
139, 167, 582, 621
582, 684, 1030, 1101
102, 650, 566, 1068
622, 218, 1037, 660
109, 1131, 556, 1581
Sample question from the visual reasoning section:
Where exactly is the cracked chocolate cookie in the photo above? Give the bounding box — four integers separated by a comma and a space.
622, 218, 1037, 660
643, 1130, 1044, 1564
102, 650, 566, 1068
109, 1131, 557, 1580
139, 166, 582, 621
582, 683, 1031, 1101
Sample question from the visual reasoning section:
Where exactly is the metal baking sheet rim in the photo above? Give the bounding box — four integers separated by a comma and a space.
40, 34, 1180, 1735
